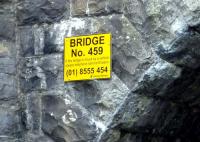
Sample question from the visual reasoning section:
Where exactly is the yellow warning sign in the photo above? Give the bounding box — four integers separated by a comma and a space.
64, 33, 111, 82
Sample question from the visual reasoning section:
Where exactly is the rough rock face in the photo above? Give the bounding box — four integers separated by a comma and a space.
0, 0, 200, 142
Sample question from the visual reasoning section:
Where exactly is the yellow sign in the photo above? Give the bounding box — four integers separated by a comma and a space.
64, 33, 111, 82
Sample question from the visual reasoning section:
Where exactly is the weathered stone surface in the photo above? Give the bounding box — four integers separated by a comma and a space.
1, 0, 200, 142
133, 59, 200, 107
134, 59, 182, 98
156, 31, 200, 69
45, 15, 152, 88
100, 93, 188, 139
19, 14, 152, 88
0, 0, 15, 16
17, 0, 69, 25
71, 0, 123, 16
0, 41, 17, 58
0, 1, 21, 141
0, 108, 21, 136
0, 42, 10, 57
20, 54, 63, 93
0, 73, 17, 101
25, 133, 54, 142
98, 129, 120, 142
123, 0, 146, 32
71, 0, 88, 16
0, 57, 16, 74
143, 0, 200, 67
118, 134, 180, 142
119, 100, 187, 136
0, 137, 21, 142
42, 95, 98, 142
0, 16, 15, 41
25, 93, 41, 133
157, 68, 200, 107
20, 55, 130, 140
19, 25, 45, 57
106, 0, 123, 13
65, 73, 130, 125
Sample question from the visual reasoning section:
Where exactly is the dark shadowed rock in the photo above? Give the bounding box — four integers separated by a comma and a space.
156, 31, 200, 69
134, 59, 181, 98
17, 0, 69, 25
118, 134, 180, 142
0, 16, 15, 41
157, 68, 200, 107
19, 25, 48, 57
19, 26, 35, 57
99, 92, 190, 142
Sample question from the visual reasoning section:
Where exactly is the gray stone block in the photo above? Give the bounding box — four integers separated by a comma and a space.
0, 73, 17, 100
71, 0, 123, 16
0, 16, 15, 41
0, 109, 21, 136
41, 95, 98, 142
20, 54, 63, 93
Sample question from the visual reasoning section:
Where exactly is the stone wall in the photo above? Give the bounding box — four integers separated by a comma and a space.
0, 0, 200, 142
0, 0, 22, 142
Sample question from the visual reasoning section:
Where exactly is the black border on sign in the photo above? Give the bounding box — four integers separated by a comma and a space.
63, 33, 112, 82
